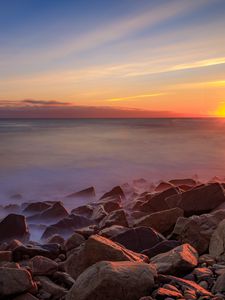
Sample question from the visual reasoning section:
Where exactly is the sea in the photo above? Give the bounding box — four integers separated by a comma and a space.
0, 118, 225, 205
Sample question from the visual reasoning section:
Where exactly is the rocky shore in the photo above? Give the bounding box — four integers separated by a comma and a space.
1, 178, 225, 299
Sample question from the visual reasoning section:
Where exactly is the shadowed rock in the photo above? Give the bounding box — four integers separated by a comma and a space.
112, 226, 165, 253
134, 207, 183, 234
166, 183, 225, 216
142, 240, 181, 258
23, 202, 51, 216
66, 186, 95, 201
0, 214, 29, 243
100, 186, 125, 200
99, 209, 128, 229
66, 261, 156, 300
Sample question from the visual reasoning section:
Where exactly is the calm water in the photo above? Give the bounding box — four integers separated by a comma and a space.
0, 118, 225, 203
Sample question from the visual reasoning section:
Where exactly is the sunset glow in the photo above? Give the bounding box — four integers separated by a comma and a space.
0, 0, 225, 117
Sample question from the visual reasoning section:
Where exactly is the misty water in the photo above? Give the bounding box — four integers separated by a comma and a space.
0, 118, 225, 206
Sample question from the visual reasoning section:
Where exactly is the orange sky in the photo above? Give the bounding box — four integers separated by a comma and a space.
0, 0, 225, 118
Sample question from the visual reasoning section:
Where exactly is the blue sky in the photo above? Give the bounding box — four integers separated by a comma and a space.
0, 0, 225, 117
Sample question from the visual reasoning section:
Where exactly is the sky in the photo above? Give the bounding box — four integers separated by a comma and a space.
0, 0, 225, 118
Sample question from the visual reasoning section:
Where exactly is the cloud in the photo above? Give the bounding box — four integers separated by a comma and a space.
106, 93, 166, 102
0, 102, 186, 118
22, 99, 71, 106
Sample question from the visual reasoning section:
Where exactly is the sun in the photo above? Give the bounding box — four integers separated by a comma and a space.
214, 102, 225, 117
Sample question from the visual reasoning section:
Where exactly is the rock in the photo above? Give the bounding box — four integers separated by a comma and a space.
66, 186, 95, 201
0, 267, 36, 297
28, 202, 69, 223
112, 226, 165, 253
166, 183, 225, 216
99, 225, 128, 238
12, 293, 39, 300
213, 272, 225, 293
209, 219, 225, 259
100, 186, 125, 200
99, 209, 128, 229
91, 205, 108, 222
30, 255, 58, 275
13, 243, 62, 261
75, 225, 98, 238
155, 181, 174, 192
0, 214, 29, 243
47, 234, 65, 245
142, 240, 181, 258
0, 250, 12, 262
64, 232, 85, 252
154, 287, 183, 299
64, 234, 148, 280
100, 199, 121, 213
169, 178, 197, 187
52, 271, 75, 289
199, 254, 215, 266
171, 210, 225, 254
71, 204, 94, 218
35, 276, 67, 299
138, 187, 179, 214
158, 274, 212, 297
66, 261, 156, 300
134, 208, 183, 234
23, 202, 51, 216
150, 244, 198, 275
41, 214, 94, 240
192, 267, 213, 282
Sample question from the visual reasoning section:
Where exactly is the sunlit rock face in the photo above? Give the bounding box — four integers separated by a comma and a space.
66, 261, 156, 300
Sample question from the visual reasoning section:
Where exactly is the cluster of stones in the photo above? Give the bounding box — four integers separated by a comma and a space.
1, 179, 225, 299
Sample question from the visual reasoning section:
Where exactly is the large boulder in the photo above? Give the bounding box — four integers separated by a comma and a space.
0, 267, 36, 297
171, 209, 225, 254
71, 204, 94, 218
142, 240, 181, 258
23, 202, 51, 216
27, 202, 68, 223
0, 214, 29, 243
209, 218, 225, 259
134, 208, 183, 234
150, 243, 198, 275
35, 276, 67, 299
99, 225, 128, 239
63, 234, 148, 280
64, 232, 85, 252
29, 255, 58, 275
112, 227, 165, 253
41, 214, 94, 240
66, 261, 156, 300
99, 209, 128, 229
138, 187, 179, 214
166, 183, 225, 216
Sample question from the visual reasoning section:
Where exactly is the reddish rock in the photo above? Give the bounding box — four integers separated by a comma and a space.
30, 255, 58, 275
63, 234, 148, 280
112, 226, 165, 253
154, 181, 174, 192
169, 178, 197, 187
134, 208, 183, 234
0, 214, 29, 243
166, 183, 225, 216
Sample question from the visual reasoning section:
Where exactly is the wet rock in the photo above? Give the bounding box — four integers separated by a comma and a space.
158, 274, 212, 297
150, 244, 198, 275
209, 219, 225, 259
13, 243, 62, 261
41, 213, 94, 240
71, 204, 94, 218
142, 240, 181, 258
171, 210, 225, 254
0, 214, 29, 243
30, 255, 58, 275
112, 226, 165, 253
99, 209, 128, 229
166, 183, 225, 216
35, 276, 67, 299
28, 202, 69, 223
66, 261, 156, 300
66, 186, 95, 201
100, 186, 125, 200
23, 202, 51, 216
134, 208, 183, 234
63, 234, 148, 280
0, 250, 12, 262
0, 267, 36, 297
98, 225, 128, 238
138, 187, 179, 214
64, 232, 85, 252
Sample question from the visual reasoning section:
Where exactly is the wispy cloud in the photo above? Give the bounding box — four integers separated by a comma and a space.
0, 99, 71, 107
107, 93, 166, 102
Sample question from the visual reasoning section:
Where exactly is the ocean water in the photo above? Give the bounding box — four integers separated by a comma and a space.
0, 118, 225, 204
